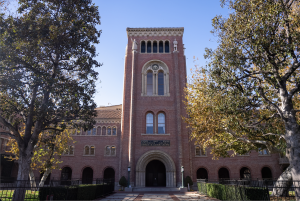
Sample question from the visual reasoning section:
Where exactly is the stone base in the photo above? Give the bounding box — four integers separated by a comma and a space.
125, 187, 133, 192
180, 187, 187, 192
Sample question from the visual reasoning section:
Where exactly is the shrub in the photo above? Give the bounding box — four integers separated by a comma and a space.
119, 176, 127, 188
77, 184, 97, 200
39, 186, 78, 200
184, 176, 193, 187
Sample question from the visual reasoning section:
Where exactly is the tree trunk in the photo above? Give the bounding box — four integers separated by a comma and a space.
12, 155, 31, 201
271, 166, 293, 197
39, 168, 51, 188
28, 168, 37, 190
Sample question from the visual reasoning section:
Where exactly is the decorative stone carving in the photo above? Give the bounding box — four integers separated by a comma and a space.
132, 39, 138, 51
173, 39, 178, 51
127, 28, 184, 37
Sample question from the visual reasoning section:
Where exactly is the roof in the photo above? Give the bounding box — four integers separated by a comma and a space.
95, 104, 122, 119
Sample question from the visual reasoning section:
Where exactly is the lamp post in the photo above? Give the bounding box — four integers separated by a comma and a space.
181, 166, 184, 188
127, 167, 131, 187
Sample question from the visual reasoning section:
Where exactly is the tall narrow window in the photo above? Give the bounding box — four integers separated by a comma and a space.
69, 146, 74, 155
153, 41, 157, 53
195, 146, 200, 156
147, 72, 153, 95
105, 146, 111, 155
111, 146, 116, 155
112, 127, 117, 136
159, 41, 163, 53
147, 41, 151, 53
141, 41, 146, 53
90, 146, 95, 155
92, 128, 96, 135
157, 113, 165, 134
146, 113, 154, 134
84, 146, 89, 155
87, 129, 91, 135
102, 127, 106, 136
107, 127, 111, 135
97, 127, 101, 135
165, 41, 169, 53
158, 72, 164, 95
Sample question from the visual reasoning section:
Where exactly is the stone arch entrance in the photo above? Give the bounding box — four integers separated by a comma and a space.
136, 150, 176, 187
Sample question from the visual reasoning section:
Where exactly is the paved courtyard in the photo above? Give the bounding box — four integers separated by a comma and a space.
97, 192, 220, 201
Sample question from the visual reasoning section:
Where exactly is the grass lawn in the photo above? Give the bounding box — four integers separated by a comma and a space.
0, 190, 39, 201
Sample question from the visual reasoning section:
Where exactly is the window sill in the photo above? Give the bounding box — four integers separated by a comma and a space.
104, 155, 116, 157
141, 133, 170, 135
237, 155, 250, 157
195, 155, 207, 157
82, 155, 95, 156
62, 155, 74, 157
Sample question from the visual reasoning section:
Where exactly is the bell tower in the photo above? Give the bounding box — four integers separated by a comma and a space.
120, 27, 190, 187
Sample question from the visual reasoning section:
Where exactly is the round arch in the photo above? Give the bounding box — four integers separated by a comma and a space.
136, 150, 176, 187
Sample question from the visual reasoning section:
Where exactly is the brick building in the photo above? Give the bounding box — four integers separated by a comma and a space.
1, 28, 287, 188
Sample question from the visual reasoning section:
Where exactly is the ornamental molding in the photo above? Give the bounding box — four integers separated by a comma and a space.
127, 27, 184, 37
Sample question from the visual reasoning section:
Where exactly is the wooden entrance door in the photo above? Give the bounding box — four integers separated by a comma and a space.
146, 160, 166, 187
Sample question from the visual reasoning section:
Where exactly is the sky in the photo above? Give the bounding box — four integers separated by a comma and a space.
92, 0, 231, 107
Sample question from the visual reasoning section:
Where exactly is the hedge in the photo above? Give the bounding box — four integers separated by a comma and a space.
198, 182, 270, 200
39, 183, 114, 200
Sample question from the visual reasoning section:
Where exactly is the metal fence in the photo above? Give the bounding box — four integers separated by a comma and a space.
0, 178, 115, 201
197, 179, 300, 201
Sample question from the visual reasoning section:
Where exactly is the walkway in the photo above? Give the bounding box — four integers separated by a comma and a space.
97, 192, 220, 201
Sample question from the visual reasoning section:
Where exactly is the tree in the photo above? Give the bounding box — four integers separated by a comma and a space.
185, 0, 300, 198
6, 124, 76, 187
119, 176, 127, 190
0, 0, 101, 200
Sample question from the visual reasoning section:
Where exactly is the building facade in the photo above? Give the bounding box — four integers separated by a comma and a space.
1, 28, 287, 187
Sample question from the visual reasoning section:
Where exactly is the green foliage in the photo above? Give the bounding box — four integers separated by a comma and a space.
77, 185, 97, 200
197, 182, 270, 200
119, 176, 127, 187
184, 176, 193, 187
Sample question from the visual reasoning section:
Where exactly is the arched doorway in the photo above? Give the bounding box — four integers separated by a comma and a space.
136, 150, 176, 187
197, 168, 208, 179
218, 167, 230, 179
103, 167, 115, 180
61, 167, 72, 185
261, 167, 272, 179
82, 167, 93, 184
146, 160, 166, 187
240, 167, 251, 179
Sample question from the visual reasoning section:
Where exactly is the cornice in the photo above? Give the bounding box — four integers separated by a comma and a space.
126, 27, 184, 37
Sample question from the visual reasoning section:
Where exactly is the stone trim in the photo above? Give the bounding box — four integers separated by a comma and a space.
135, 150, 176, 187
127, 27, 184, 37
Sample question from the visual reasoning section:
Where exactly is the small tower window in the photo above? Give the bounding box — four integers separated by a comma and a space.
107, 127, 111, 135
147, 72, 153, 95
141, 41, 146, 53
153, 41, 157, 53
92, 128, 96, 135
157, 113, 165, 134
112, 127, 117, 136
159, 41, 163, 53
165, 41, 169, 53
158, 72, 164, 95
147, 41, 151, 53
102, 126, 106, 136
146, 113, 154, 134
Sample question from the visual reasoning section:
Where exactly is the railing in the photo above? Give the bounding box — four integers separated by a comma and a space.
279, 157, 289, 164
0, 178, 115, 201
197, 179, 300, 201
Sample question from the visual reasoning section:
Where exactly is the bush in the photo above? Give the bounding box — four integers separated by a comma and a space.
184, 176, 193, 188
119, 176, 127, 188
197, 182, 270, 200
77, 184, 97, 200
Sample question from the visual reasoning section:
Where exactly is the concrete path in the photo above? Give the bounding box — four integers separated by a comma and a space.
97, 192, 220, 201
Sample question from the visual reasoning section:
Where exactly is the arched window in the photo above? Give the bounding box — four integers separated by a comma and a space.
92, 128, 96, 135
153, 41, 157, 53
158, 71, 164, 95
97, 126, 101, 135
112, 127, 117, 136
218, 168, 230, 179
107, 127, 111, 135
103, 168, 115, 180
261, 167, 272, 179
197, 168, 208, 179
195, 146, 206, 156
87, 129, 91, 135
147, 72, 153, 95
240, 167, 251, 179
82, 167, 93, 184
141, 41, 146, 53
147, 41, 151, 53
165, 41, 169, 53
61, 167, 72, 181
157, 113, 165, 134
159, 41, 163, 53
69, 145, 74, 155
146, 113, 154, 134
102, 126, 106, 136
111, 146, 116, 155
105, 146, 111, 155
84, 146, 89, 155
90, 146, 95, 155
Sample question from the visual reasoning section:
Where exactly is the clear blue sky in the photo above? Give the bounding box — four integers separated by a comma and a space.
93, 0, 230, 107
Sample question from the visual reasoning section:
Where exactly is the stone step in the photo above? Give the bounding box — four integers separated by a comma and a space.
132, 187, 181, 192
